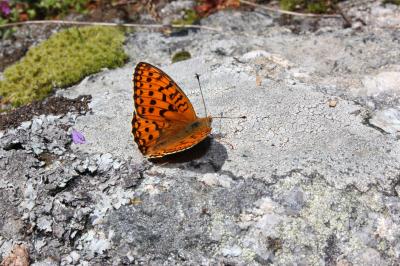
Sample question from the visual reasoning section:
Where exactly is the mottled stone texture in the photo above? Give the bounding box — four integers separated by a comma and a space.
2, 1, 400, 265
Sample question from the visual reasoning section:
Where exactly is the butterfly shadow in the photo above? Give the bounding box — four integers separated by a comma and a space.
149, 137, 228, 173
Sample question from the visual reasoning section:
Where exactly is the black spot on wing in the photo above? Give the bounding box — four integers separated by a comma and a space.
174, 95, 183, 103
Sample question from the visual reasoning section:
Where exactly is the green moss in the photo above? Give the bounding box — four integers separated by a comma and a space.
307, 2, 329, 13
172, 51, 191, 63
383, 0, 400, 4
0, 26, 127, 109
172, 9, 199, 26
280, 0, 335, 13
280, 0, 303, 11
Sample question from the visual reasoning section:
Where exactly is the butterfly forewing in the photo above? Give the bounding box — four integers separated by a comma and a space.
131, 62, 212, 158
133, 62, 197, 122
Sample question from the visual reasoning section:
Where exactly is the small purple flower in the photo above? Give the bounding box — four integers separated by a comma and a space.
72, 129, 86, 144
0, 0, 11, 17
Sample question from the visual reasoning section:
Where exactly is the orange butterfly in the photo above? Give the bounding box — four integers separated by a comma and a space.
131, 62, 212, 158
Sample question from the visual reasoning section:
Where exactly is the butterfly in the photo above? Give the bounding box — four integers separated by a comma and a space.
131, 62, 212, 158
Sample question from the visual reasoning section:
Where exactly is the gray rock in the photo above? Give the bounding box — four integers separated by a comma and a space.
31, 118, 43, 133
19, 121, 32, 130
369, 108, 400, 134
2, 1, 400, 265
221, 245, 242, 257
87, 164, 97, 174
97, 153, 113, 172
31, 258, 59, 266
198, 173, 233, 188
37, 216, 53, 233
360, 71, 400, 97
61, 250, 80, 265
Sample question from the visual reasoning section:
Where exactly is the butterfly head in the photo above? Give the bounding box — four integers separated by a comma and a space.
190, 116, 212, 131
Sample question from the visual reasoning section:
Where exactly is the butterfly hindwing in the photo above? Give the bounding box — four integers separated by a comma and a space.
131, 113, 169, 155
147, 120, 212, 157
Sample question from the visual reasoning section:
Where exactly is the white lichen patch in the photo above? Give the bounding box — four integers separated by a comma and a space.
19, 180, 37, 212
78, 229, 113, 257
90, 185, 135, 225
198, 173, 233, 188
270, 174, 385, 264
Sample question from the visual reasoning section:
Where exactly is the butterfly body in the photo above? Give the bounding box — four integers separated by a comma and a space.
131, 62, 212, 158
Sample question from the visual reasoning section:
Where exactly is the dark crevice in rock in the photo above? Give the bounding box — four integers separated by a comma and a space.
218, 169, 244, 181
128, 162, 152, 190
267, 237, 283, 254
70, 213, 92, 247
270, 168, 305, 185
48, 176, 80, 197
324, 234, 340, 266
389, 174, 400, 197
361, 112, 388, 135
343, 183, 372, 194
3, 142, 24, 151
36, 152, 58, 167
0, 95, 91, 131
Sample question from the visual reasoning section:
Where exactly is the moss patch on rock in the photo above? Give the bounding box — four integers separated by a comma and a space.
280, 0, 336, 14
172, 51, 191, 63
383, 0, 400, 5
172, 9, 199, 26
0, 26, 127, 109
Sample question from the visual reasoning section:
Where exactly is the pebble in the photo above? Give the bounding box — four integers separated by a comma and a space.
328, 99, 337, 107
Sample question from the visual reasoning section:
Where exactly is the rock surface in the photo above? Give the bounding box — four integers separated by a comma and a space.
2, 1, 400, 265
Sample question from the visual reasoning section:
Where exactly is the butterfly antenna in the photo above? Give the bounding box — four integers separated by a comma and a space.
213, 116, 247, 119
219, 112, 223, 134
195, 73, 208, 116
